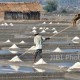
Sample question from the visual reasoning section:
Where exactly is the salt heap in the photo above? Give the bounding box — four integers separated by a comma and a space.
67, 62, 80, 71
49, 22, 52, 24
53, 47, 63, 52
9, 23, 14, 26
58, 15, 59, 16
28, 46, 36, 50
42, 22, 46, 24
40, 29, 46, 33
1, 23, 4, 26
19, 40, 26, 44
72, 36, 79, 40
57, 22, 60, 24
45, 27, 49, 30
9, 50, 18, 54
32, 30, 37, 33
4, 22, 8, 26
53, 30, 58, 34
72, 36, 79, 43
34, 58, 47, 65
72, 40, 79, 44
52, 28, 56, 30
32, 27, 37, 30
9, 44, 19, 49
4, 39, 11, 43
39, 27, 43, 30
34, 68, 45, 72
9, 55, 22, 62
10, 65, 20, 71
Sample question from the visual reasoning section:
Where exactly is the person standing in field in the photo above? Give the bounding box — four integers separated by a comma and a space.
34, 32, 50, 62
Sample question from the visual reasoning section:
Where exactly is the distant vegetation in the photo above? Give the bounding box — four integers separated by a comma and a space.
61, 9, 67, 13
44, 0, 58, 12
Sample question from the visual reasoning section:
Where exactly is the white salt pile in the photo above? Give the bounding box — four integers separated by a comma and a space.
72, 36, 80, 43
1, 23, 4, 26
45, 27, 49, 30
39, 27, 43, 30
10, 65, 20, 71
19, 40, 26, 44
40, 29, 46, 33
9, 55, 22, 62
57, 22, 60, 24
72, 36, 79, 40
9, 23, 14, 26
9, 44, 19, 49
52, 28, 56, 30
4, 39, 11, 43
4, 22, 8, 26
49, 22, 52, 24
32, 30, 37, 33
28, 46, 36, 50
68, 62, 80, 72
34, 68, 45, 72
42, 22, 46, 24
72, 40, 79, 44
58, 15, 59, 16
32, 27, 37, 30
53, 47, 63, 52
53, 30, 58, 34
34, 58, 47, 65
9, 50, 18, 54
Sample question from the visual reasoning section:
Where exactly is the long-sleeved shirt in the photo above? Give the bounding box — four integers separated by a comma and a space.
34, 35, 45, 49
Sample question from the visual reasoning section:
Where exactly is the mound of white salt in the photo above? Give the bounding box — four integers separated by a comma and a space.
53, 47, 63, 52
34, 58, 47, 65
67, 62, 80, 72
9, 56, 22, 62
34, 68, 45, 72
40, 29, 46, 33
19, 40, 26, 44
4, 39, 11, 43
9, 44, 19, 49
10, 65, 20, 71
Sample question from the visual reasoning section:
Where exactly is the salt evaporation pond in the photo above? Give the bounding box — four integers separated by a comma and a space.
45, 41, 74, 44
0, 65, 58, 73
0, 50, 12, 54
0, 66, 34, 73
63, 49, 80, 52
50, 62, 75, 67
0, 50, 22, 55
0, 62, 75, 73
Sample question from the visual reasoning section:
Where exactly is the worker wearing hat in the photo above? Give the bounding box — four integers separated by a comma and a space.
34, 32, 50, 62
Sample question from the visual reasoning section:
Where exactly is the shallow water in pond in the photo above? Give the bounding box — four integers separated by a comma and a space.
0, 62, 75, 73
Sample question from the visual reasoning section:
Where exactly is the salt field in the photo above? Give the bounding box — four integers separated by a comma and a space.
0, 0, 79, 79
0, 20, 80, 80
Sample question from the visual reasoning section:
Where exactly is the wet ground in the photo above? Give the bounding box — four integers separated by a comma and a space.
0, 21, 80, 80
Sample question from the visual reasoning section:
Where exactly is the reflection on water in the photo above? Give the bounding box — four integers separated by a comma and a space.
0, 62, 75, 73
50, 62, 75, 67
0, 50, 23, 55
0, 65, 34, 73
0, 49, 80, 54
0, 50, 11, 54
0, 65, 58, 73
0, 50, 79, 80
